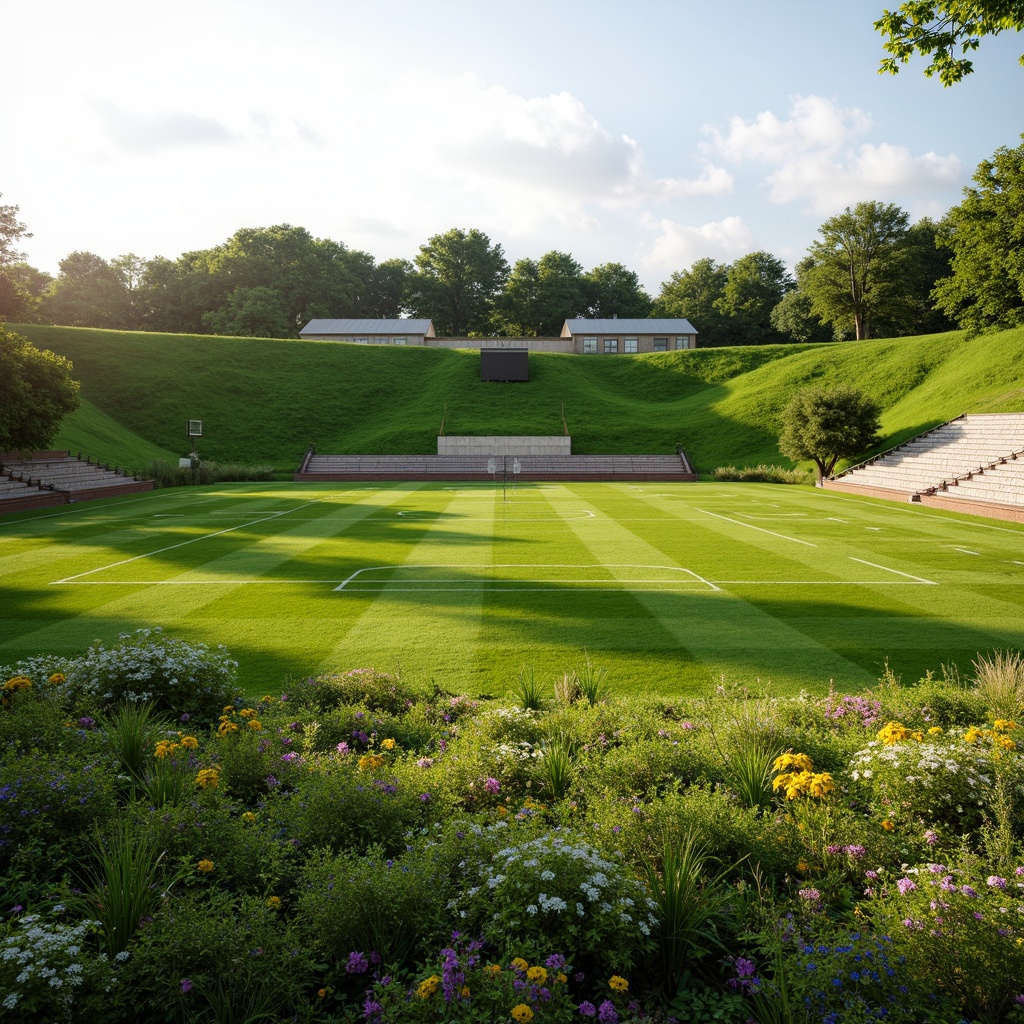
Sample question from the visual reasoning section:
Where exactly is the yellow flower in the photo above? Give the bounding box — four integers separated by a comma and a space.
609, 975, 629, 993
180, 735, 199, 749
772, 752, 813, 773
796, 859, 811, 873
460, 986, 471, 998
511, 1005, 534, 1023
3, 676, 32, 693
964, 726, 985, 745
241, 811, 256, 823
196, 768, 220, 789
877, 722, 912, 745
993, 719, 1018, 732
996, 735, 1017, 750
197, 859, 214, 873
239, 708, 256, 718
381, 738, 396, 750
485, 964, 502, 976
247, 719, 262, 731
358, 754, 385, 772
48, 673, 66, 685
266, 896, 281, 909
881, 819, 895, 831
223, 705, 236, 713
218, 721, 239, 736
910, 731, 924, 742
317, 988, 328, 999
526, 966, 548, 985
510, 958, 529, 973
417, 975, 440, 999
557, 972, 568, 985
928, 726, 944, 735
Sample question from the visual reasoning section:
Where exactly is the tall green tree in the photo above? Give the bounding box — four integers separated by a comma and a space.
583, 262, 653, 319
778, 385, 881, 480
202, 285, 294, 338
0, 324, 80, 455
492, 250, 588, 336
408, 228, 509, 336
0, 263, 51, 323
366, 258, 414, 318
932, 136, 1024, 334
0, 195, 31, 267
803, 202, 913, 341
875, 1, 1024, 84
714, 251, 794, 345
42, 251, 127, 329
653, 258, 731, 345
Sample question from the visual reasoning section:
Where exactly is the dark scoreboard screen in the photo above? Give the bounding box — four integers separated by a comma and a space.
480, 348, 529, 382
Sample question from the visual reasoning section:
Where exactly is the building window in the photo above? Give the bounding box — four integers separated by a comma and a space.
624, 336, 638, 353
583, 336, 597, 353
392, 337, 406, 345
604, 338, 618, 353
677, 336, 692, 349
353, 337, 369, 344
653, 337, 668, 351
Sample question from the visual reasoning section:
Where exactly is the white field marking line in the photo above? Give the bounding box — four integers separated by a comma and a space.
712, 580, 935, 585
827, 518, 849, 523
334, 563, 719, 592
397, 510, 597, 520
822, 493, 1024, 536
1010, 561, 1024, 566
50, 500, 324, 584
954, 548, 981, 556
848, 557, 937, 584
693, 508, 817, 547
865, 527, 881, 531
0, 493, 161, 528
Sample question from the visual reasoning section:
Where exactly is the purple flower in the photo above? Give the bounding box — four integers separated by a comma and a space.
865, 870, 879, 880
363, 997, 383, 1021
896, 878, 917, 895
265, 775, 279, 788
77, 717, 96, 730
484, 777, 501, 794
336, 742, 350, 755
598, 999, 619, 1023
826, 844, 844, 855
924, 829, 939, 845
416, 757, 434, 768
347, 951, 369, 974
281, 752, 298, 762
680, 721, 694, 730
546, 954, 567, 970
419, 792, 431, 802
845, 845, 866, 859
180, 979, 193, 994
798, 888, 821, 902
961, 885, 978, 898
1014, 994, 1024, 1005
179, 713, 190, 722
579, 1002, 597, 1018
10, 905, 24, 915
987, 875, 1007, 889
734, 957, 756, 978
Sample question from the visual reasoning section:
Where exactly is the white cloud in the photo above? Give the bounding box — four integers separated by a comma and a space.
639, 215, 756, 278
92, 101, 238, 154
704, 95, 963, 215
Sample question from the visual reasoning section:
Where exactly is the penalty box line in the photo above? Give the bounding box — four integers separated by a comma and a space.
334, 563, 721, 592
50, 501, 325, 585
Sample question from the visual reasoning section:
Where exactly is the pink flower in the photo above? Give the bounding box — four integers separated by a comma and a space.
798, 888, 821, 902
484, 777, 501, 794
336, 742, 350, 755
987, 876, 1007, 889
896, 878, 917, 895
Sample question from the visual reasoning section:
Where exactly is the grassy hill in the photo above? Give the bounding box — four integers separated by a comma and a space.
14, 323, 1024, 475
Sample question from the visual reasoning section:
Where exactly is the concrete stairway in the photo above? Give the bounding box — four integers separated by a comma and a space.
0, 451, 153, 514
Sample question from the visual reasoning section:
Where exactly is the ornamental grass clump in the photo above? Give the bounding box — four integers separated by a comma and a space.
448, 831, 658, 978
972, 649, 1024, 721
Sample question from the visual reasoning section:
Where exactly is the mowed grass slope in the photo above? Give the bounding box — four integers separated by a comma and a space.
14, 323, 1024, 474
2, 482, 1023, 698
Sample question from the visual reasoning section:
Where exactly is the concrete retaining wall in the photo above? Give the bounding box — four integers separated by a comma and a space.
437, 436, 572, 456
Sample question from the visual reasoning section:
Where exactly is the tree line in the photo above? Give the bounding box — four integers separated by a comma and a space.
2, 135, 1022, 345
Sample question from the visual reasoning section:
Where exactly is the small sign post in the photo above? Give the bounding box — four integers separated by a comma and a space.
186, 420, 203, 483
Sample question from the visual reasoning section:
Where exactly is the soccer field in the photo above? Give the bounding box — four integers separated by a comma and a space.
2, 481, 1023, 697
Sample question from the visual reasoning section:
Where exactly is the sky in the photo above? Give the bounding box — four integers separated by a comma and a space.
2, 0, 1023, 293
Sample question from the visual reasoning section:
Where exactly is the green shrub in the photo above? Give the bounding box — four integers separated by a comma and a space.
874, 669, 989, 729
447, 830, 658, 978
66, 628, 240, 722
297, 846, 447, 968
283, 668, 418, 714
713, 464, 813, 483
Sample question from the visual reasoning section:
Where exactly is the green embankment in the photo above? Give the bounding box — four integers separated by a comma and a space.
14, 323, 1024, 474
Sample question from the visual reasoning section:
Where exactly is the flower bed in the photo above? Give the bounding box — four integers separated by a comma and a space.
2, 642, 1024, 1022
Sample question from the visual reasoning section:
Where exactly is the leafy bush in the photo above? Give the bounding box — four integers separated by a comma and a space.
713, 464, 814, 483
447, 830, 658, 978
65, 628, 240, 722
146, 458, 276, 487
283, 668, 418, 714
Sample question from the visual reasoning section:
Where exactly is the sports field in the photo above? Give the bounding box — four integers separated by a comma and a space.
2, 481, 1023, 697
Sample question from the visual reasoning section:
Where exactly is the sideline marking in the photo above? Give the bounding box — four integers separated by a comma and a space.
0, 493, 160, 528
848, 557, 937, 584
50, 501, 323, 584
694, 508, 817, 547
954, 547, 981, 556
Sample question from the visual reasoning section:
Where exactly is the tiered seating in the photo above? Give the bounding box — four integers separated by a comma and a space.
830, 414, 1024, 497
934, 454, 1024, 508
298, 452, 695, 482
0, 452, 153, 513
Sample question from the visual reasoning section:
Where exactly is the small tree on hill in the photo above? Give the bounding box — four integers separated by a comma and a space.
0, 324, 80, 457
779, 385, 881, 481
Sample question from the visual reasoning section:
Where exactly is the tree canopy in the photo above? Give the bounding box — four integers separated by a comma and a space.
876, 1, 1024, 84
803, 202, 913, 341
408, 228, 509, 336
932, 135, 1024, 334
0, 324, 80, 456
778, 385, 882, 480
